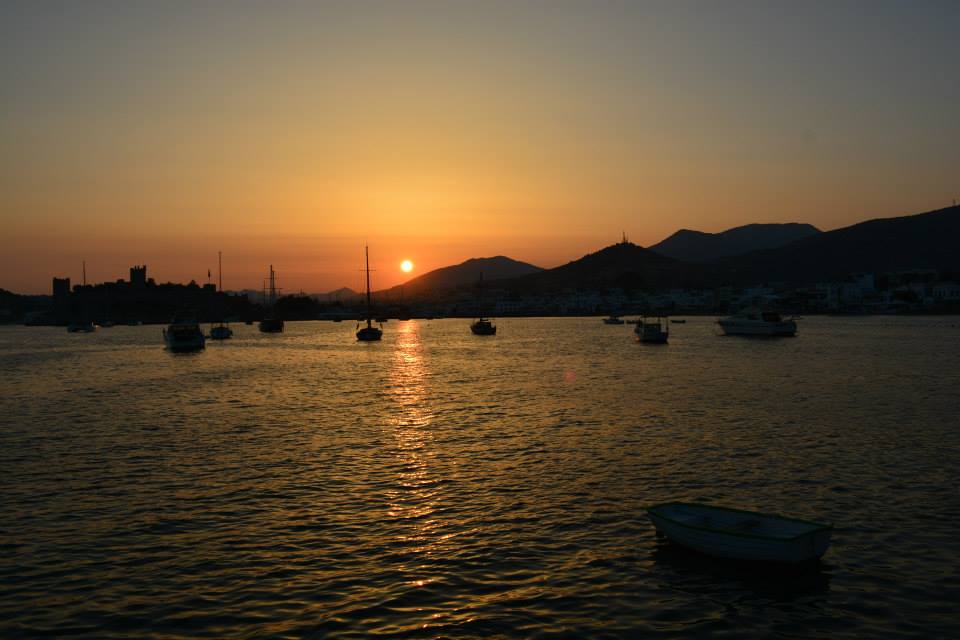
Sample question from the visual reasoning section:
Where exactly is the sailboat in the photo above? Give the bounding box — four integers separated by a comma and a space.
470, 272, 497, 336
356, 245, 383, 341
210, 251, 233, 340
258, 265, 284, 333
67, 260, 98, 332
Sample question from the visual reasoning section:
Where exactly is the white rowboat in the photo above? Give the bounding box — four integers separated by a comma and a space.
647, 502, 832, 564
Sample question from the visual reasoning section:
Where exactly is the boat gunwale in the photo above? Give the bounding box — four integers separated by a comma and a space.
646, 502, 832, 542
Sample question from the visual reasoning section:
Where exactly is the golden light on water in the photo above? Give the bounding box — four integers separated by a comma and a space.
401, 260, 414, 273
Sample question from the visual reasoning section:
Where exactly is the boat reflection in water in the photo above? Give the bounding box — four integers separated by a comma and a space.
650, 537, 833, 601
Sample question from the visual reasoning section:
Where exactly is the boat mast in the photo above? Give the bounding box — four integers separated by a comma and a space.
365, 245, 372, 327
218, 251, 223, 292
269, 265, 276, 307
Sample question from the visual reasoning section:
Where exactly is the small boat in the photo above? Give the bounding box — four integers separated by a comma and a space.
259, 265, 284, 333
67, 320, 97, 333
471, 318, 497, 335
210, 324, 233, 340
647, 502, 832, 564
356, 245, 383, 341
718, 309, 796, 336
470, 272, 497, 336
670, 319, 686, 324
635, 315, 668, 343
163, 315, 206, 352
210, 251, 233, 340
603, 315, 625, 325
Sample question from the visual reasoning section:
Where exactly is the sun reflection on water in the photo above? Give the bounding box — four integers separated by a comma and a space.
385, 321, 443, 578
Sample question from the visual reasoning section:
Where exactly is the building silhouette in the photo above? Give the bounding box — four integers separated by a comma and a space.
130, 265, 147, 287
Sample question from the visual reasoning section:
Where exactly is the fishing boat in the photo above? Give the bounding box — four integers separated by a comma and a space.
258, 265, 284, 333
163, 314, 206, 352
471, 318, 497, 335
718, 308, 797, 336
603, 314, 625, 325
356, 245, 383, 341
647, 502, 832, 564
635, 315, 669, 343
210, 251, 234, 340
470, 272, 497, 335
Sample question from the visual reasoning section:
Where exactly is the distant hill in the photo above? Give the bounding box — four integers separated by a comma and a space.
384, 256, 543, 296
316, 287, 359, 300
649, 223, 821, 262
505, 242, 697, 292
710, 205, 960, 285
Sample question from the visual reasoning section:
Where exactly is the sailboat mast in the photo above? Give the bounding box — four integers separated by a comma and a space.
218, 251, 222, 292
269, 264, 276, 306
365, 245, 372, 327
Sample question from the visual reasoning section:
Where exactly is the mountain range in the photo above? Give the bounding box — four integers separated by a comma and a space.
648, 223, 821, 262
394, 204, 960, 296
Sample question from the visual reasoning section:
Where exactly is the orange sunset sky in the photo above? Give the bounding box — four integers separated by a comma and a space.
2, 1, 958, 294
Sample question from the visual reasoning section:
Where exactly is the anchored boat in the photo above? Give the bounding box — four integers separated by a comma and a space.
356, 245, 383, 341
718, 309, 797, 336
259, 265, 284, 333
210, 251, 233, 340
647, 502, 832, 563
470, 272, 497, 336
163, 314, 206, 352
636, 315, 669, 343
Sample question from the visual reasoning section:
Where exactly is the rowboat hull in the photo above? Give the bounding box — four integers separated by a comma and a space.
647, 503, 832, 564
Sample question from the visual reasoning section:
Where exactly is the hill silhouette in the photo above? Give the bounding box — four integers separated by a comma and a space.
709, 204, 960, 285
383, 256, 543, 297
504, 241, 697, 292
649, 223, 821, 262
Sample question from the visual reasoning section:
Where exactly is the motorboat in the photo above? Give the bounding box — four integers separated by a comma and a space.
635, 315, 669, 343
718, 309, 797, 336
603, 315, 625, 325
647, 502, 832, 564
163, 315, 206, 352
356, 245, 383, 341
470, 318, 497, 335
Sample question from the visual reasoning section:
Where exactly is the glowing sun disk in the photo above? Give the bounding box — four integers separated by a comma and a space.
401, 260, 413, 273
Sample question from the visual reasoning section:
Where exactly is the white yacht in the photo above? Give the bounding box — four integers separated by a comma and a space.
718, 309, 797, 336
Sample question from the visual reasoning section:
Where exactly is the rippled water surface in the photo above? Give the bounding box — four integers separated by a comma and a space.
2, 317, 959, 638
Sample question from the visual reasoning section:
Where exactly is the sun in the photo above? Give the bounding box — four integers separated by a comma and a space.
400, 259, 413, 273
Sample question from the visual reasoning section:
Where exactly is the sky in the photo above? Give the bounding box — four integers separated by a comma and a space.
2, 0, 958, 294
